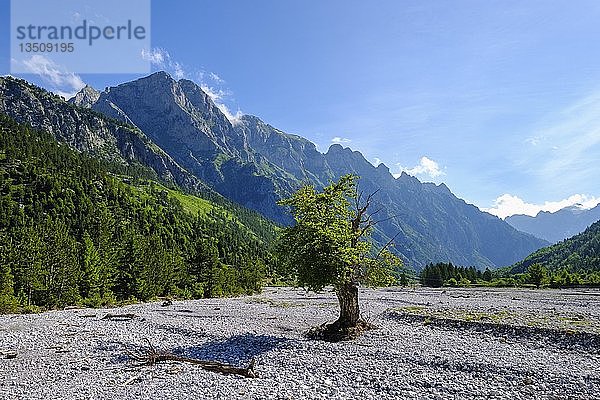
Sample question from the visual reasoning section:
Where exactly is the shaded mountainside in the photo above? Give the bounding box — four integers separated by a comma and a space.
234, 114, 548, 268
90, 72, 295, 222
0, 114, 277, 310
506, 205, 600, 243
0, 73, 547, 269
511, 220, 600, 274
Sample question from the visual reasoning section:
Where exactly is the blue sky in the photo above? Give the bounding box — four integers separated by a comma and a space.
2, 0, 600, 218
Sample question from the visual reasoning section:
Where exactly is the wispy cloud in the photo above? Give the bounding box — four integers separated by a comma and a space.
373, 157, 382, 166
519, 90, 600, 188
140, 48, 167, 65
13, 55, 85, 99
482, 193, 600, 219
209, 72, 224, 83
141, 47, 243, 124
331, 137, 351, 144
395, 156, 445, 179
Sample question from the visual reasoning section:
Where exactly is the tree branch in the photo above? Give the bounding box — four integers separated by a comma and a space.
376, 231, 403, 260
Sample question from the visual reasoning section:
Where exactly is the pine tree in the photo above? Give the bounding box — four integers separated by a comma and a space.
527, 263, 548, 288
80, 231, 103, 301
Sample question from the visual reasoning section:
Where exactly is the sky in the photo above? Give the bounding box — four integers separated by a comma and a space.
1, 0, 600, 219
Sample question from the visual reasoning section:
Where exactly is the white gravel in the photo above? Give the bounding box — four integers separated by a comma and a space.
1, 287, 600, 400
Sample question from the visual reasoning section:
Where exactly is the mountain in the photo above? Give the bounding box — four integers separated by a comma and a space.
506, 204, 600, 243
510, 219, 600, 274
0, 76, 210, 197
89, 72, 295, 222
0, 73, 547, 269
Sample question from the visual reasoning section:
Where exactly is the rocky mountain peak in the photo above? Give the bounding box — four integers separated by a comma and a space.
68, 85, 100, 108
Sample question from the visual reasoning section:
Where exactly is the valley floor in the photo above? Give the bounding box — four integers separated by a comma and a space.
1, 287, 599, 399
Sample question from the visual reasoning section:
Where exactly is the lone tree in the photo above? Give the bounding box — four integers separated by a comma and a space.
276, 174, 401, 341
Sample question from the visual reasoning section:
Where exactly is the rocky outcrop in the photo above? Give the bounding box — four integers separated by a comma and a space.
0, 76, 209, 195
67, 85, 100, 108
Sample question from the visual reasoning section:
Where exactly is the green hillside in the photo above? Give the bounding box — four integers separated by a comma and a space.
511, 220, 600, 274
0, 114, 278, 313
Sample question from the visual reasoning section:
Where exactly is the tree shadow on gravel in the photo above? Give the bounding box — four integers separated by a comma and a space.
99, 334, 293, 367
170, 334, 292, 365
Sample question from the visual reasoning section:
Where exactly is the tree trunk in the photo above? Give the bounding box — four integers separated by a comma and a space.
335, 282, 360, 328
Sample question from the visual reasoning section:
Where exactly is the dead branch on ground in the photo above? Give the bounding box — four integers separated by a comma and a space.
123, 339, 257, 378
102, 313, 137, 321
0, 350, 17, 359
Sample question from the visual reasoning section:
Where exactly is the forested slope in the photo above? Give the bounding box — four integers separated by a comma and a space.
0, 115, 277, 312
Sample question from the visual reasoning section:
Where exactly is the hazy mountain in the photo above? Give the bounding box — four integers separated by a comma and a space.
234, 102, 549, 268
510, 219, 600, 274
506, 204, 600, 243
0, 73, 548, 269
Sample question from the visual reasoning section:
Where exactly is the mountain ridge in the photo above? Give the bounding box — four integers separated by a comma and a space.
506, 204, 600, 243
0, 72, 548, 268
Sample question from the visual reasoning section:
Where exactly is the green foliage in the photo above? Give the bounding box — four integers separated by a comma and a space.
482, 268, 492, 282
420, 262, 481, 287
0, 114, 276, 312
500, 220, 600, 288
526, 263, 548, 288
276, 175, 400, 292
511, 220, 600, 274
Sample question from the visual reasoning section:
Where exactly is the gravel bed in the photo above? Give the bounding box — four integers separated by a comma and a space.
1, 287, 599, 399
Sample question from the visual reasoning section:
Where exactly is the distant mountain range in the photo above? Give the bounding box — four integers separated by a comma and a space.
0, 72, 548, 269
506, 204, 600, 243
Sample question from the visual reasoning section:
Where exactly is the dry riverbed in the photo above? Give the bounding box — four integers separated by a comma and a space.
1, 287, 599, 399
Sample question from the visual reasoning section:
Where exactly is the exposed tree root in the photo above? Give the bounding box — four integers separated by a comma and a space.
305, 319, 375, 342
124, 339, 257, 378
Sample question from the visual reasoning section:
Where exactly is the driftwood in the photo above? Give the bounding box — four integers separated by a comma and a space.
0, 350, 17, 359
102, 313, 137, 321
124, 339, 256, 378
64, 305, 85, 311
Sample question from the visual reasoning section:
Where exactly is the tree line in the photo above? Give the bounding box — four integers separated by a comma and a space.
420, 261, 600, 288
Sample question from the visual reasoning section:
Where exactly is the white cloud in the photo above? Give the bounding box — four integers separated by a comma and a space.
201, 85, 228, 103
216, 104, 244, 125
141, 48, 190, 81
201, 84, 242, 124
141, 48, 167, 65
525, 136, 543, 146
395, 156, 445, 179
373, 157, 382, 166
331, 137, 351, 144
174, 62, 185, 80
16, 55, 85, 99
482, 193, 600, 219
